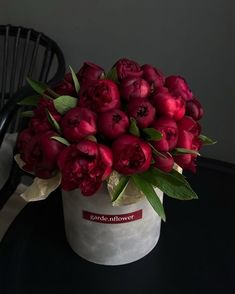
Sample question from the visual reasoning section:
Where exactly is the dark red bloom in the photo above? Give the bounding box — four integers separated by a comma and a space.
165, 75, 193, 101
79, 79, 120, 113
174, 130, 201, 172
58, 140, 113, 195
141, 64, 165, 90
19, 131, 65, 178
186, 98, 204, 121
153, 153, 174, 172
115, 58, 143, 81
112, 134, 152, 175
53, 79, 76, 96
97, 109, 129, 140
77, 61, 105, 85
174, 116, 202, 172
127, 99, 156, 128
151, 88, 185, 121
61, 107, 97, 142
177, 116, 201, 136
152, 117, 178, 152
120, 77, 150, 102
29, 98, 61, 134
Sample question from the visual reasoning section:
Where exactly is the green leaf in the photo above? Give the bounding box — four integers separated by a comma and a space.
69, 65, 80, 94
20, 110, 34, 118
46, 88, 59, 98
168, 169, 196, 192
142, 167, 198, 200
51, 136, 70, 146
199, 134, 217, 145
105, 67, 118, 82
151, 158, 156, 164
169, 168, 186, 183
132, 174, 166, 221
18, 95, 41, 106
26, 77, 48, 95
111, 176, 130, 202
142, 128, 163, 141
129, 118, 140, 137
53, 95, 78, 115
47, 110, 61, 133
85, 135, 97, 142
173, 148, 200, 156
26, 77, 58, 98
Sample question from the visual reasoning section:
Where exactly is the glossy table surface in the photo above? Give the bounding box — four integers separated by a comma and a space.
0, 157, 235, 294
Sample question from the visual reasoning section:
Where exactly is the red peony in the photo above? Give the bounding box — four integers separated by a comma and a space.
29, 98, 61, 134
177, 116, 201, 136
141, 64, 165, 90
53, 79, 76, 96
153, 153, 174, 173
18, 131, 65, 178
115, 58, 143, 80
120, 77, 150, 102
58, 140, 113, 195
112, 134, 152, 175
127, 99, 156, 128
151, 88, 185, 121
152, 117, 178, 152
61, 107, 97, 142
174, 130, 201, 172
174, 116, 202, 172
165, 75, 193, 101
186, 98, 204, 121
77, 61, 105, 85
79, 79, 120, 112
97, 109, 129, 140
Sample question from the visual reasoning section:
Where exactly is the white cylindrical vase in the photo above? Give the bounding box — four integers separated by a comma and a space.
62, 186, 163, 266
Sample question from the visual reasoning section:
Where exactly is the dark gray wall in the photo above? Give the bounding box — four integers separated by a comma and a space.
1, 0, 235, 163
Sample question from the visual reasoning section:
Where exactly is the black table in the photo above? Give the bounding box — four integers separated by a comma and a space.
0, 157, 235, 294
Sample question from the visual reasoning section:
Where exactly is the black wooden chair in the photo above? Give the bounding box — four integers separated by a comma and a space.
0, 24, 66, 144
0, 24, 66, 206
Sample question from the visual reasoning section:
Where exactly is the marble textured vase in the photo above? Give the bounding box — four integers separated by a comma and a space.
62, 186, 163, 265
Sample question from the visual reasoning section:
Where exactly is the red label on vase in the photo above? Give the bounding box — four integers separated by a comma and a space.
82, 210, 143, 224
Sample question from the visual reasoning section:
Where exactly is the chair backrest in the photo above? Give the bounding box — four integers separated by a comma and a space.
0, 24, 66, 145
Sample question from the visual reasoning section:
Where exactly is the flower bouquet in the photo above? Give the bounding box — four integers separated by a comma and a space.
15, 58, 215, 265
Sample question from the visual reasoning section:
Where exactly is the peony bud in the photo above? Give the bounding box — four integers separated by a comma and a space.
98, 109, 129, 140
120, 77, 151, 102
115, 58, 143, 81
141, 64, 165, 90
79, 79, 120, 112
58, 140, 113, 195
29, 98, 61, 134
22, 131, 65, 178
112, 134, 152, 175
151, 89, 185, 121
153, 153, 174, 172
53, 79, 76, 96
77, 61, 104, 85
177, 116, 201, 136
127, 99, 155, 128
186, 98, 203, 121
61, 107, 97, 142
165, 75, 193, 101
152, 117, 178, 152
